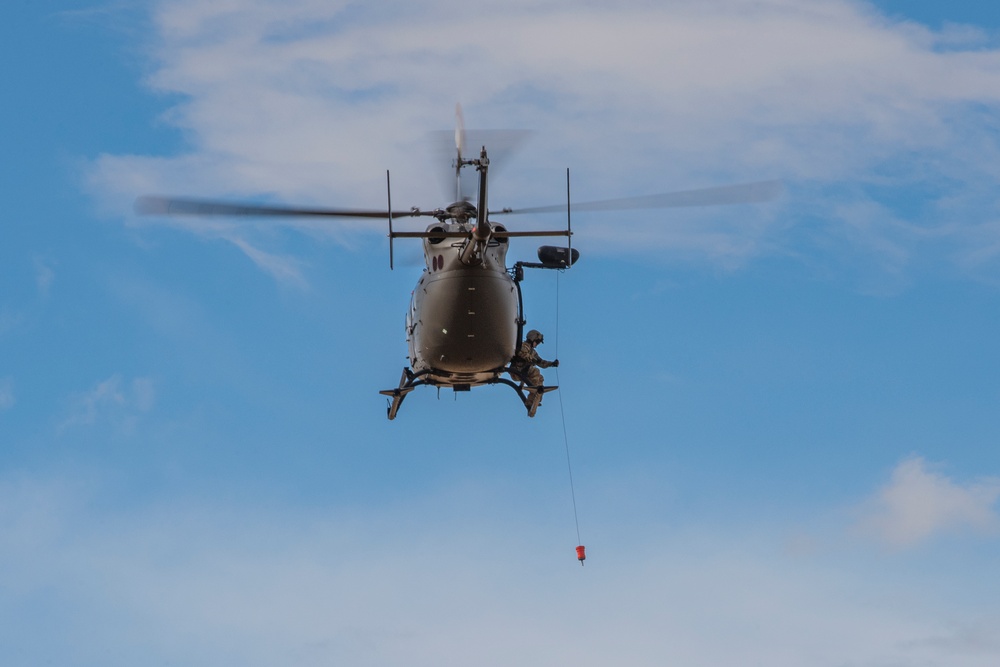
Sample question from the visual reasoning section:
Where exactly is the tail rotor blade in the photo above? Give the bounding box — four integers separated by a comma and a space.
455, 103, 466, 160
455, 103, 466, 201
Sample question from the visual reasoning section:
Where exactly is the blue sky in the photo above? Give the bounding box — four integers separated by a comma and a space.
4, 1, 1000, 665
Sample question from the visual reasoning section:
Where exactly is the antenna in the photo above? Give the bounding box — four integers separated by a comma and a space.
566, 168, 572, 268
387, 170, 394, 270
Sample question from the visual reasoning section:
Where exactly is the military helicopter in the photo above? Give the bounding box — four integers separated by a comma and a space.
136, 110, 780, 419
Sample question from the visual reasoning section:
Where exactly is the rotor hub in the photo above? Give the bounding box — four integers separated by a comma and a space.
444, 200, 477, 224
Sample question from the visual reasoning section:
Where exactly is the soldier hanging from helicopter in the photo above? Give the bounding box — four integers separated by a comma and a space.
510, 329, 559, 389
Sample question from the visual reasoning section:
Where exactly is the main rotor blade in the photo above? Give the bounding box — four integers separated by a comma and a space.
135, 196, 429, 219
493, 179, 783, 215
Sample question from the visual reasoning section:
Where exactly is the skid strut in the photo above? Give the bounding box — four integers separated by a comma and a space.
494, 368, 558, 418
379, 368, 426, 420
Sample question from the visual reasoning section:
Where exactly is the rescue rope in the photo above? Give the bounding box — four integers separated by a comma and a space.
554, 271, 584, 562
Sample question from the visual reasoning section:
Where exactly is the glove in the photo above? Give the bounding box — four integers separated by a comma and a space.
552, 359, 560, 367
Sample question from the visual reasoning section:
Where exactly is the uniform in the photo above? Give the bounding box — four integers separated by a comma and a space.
510, 339, 556, 387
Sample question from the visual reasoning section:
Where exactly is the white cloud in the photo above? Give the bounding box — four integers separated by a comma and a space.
86, 0, 1000, 278
860, 456, 1000, 547
2, 476, 1000, 666
60, 374, 156, 433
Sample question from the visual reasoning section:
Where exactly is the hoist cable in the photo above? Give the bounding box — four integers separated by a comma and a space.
554, 271, 582, 547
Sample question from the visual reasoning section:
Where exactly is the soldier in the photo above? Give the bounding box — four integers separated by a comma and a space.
510, 329, 559, 387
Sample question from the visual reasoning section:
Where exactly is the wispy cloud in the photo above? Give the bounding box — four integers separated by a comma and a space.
0, 377, 13, 411
0, 310, 22, 337
60, 374, 156, 434
860, 456, 1000, 547
33, 256, 55, 297
223, 234, 308, 288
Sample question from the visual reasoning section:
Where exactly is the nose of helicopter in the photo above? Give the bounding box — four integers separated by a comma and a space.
412, 270, 518, 374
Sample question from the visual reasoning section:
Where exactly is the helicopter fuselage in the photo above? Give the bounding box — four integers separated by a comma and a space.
406, 219, 519, 386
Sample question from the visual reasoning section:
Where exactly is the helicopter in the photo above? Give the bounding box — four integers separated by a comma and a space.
136, 110, 781, 420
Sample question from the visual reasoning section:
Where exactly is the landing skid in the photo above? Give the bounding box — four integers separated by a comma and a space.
379, 368, 429, 420
379, 367, 557, 420
490, 377, 559, 417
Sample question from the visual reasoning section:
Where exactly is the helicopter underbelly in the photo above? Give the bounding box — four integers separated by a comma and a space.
409, 269, 518, 377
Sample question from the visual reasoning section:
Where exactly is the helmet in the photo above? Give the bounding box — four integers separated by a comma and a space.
526, 329, 544, 344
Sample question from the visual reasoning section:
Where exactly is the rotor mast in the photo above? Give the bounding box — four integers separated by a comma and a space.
475, 146, 489, 232
458, 146, 493, 265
